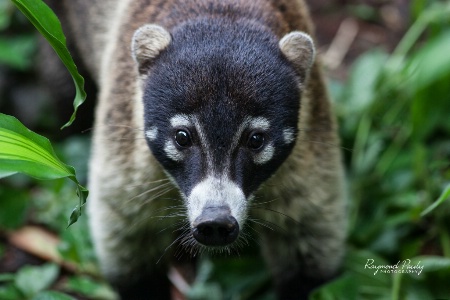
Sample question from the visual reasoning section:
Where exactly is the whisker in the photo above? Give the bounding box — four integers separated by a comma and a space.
235, 231, 251, 249
130, 188, 174, 204
131, 186, 175, 208
250, 198, 278, 207
155, 221, 183, 235
247, 217, 290, 235
81, 127, 93, 134
124, 196, 182, 233
247, 218, 274, 231
244, 222, 263, 237
150, 204, 186, 216
173, 227, 193, 259
143, 187, 175, 204
125, 182, 174, 203
246, 229, 261, 247
250, 207, 301, 226
125, 178, 171, 189
157, 233, 186, 264
152, 213, 186, 219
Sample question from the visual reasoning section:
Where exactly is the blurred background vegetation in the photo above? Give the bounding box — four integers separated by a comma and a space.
0, 0, 449, 299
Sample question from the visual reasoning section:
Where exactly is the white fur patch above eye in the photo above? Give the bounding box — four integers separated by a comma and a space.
282, 128, 296, 144
145, 126, 158, 141
254, 144, 275, 165
170, 114, 191, 128
249, 117, 270, 131
164, 141, 184, 161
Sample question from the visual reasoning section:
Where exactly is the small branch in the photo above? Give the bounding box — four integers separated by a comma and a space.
323, 18, 359, 70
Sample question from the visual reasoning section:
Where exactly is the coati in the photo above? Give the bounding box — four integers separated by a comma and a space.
47, 0, 347, 299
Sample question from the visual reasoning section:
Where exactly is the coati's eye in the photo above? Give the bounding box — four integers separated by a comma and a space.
247, 132, 265, 150
175, 129, 192, 148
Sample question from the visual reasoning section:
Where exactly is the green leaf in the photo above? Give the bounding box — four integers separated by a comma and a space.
64, 276, 117, 300
0, 35, 36, 70
14, 264, 59, 297
0, 113, 88, 226
0, 273, 15, 282
407, 31, 450, 91
421, 183, 450, 217
0, 113, 74, 178
391, 2, 450, 61
0, 187, 28, 229
0, 1, 14, 30
310, 273, 358, 300
0, 284, 22, 300
409, 256, 450, 273
340, 50, 387, 114
10, 0, 86, 128
32, 291, 76, 300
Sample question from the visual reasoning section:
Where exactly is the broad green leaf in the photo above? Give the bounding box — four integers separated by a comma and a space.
64, 276, 117, 300
408, 256, 450, 273
10, 0, 86, 128
0, 114, 74, 179
0, 113, 88, 226
407, 31, 450, 91
310, 273, 358, 300
14, 264, 59, 297
395, 256, 450, 299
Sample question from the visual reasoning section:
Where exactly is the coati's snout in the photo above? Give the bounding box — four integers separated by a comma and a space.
192, 206, 239, 246
187, 176, 247, 247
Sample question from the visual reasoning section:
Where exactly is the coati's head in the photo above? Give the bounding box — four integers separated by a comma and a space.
132, 18, 315, 248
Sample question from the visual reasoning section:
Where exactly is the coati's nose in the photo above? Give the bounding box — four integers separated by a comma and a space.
192, 206, 239, 246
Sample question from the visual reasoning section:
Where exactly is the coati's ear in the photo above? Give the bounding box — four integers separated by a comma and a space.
131, 24, 171, 74
279, 31, 315, 80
